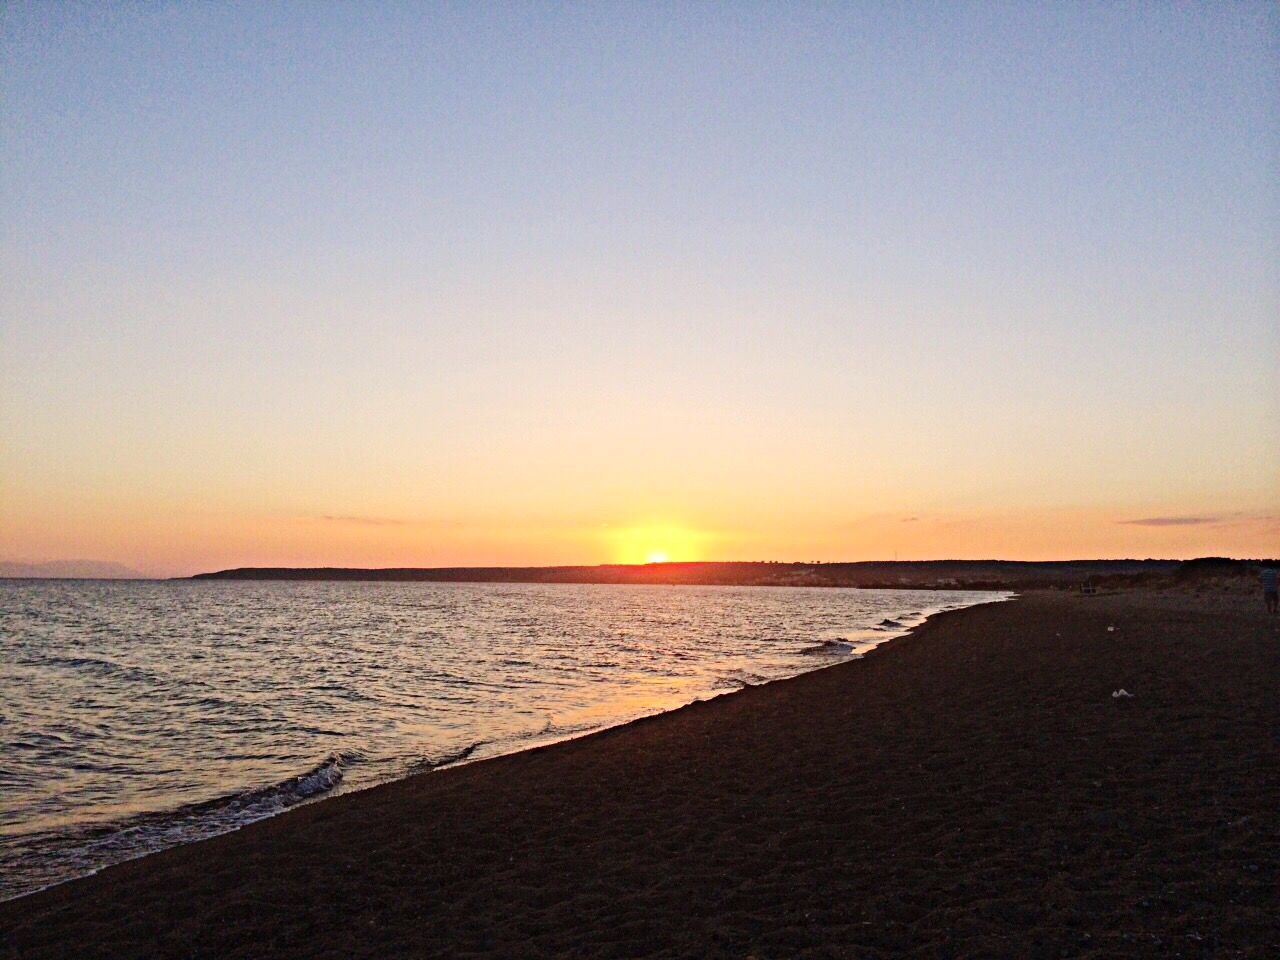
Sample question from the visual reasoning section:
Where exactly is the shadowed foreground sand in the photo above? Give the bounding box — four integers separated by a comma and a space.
2, 591, 1276, 959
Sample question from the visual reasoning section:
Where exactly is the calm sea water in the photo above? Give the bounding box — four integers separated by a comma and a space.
0, 579, 1005, 900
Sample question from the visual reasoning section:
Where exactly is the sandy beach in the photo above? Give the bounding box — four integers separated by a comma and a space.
2, 590, 1276, 959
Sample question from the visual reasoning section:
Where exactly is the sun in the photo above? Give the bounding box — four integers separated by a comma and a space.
606, 523, 709, 565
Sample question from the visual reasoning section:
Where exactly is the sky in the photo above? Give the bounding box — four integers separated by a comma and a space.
1, 1, 1277, 576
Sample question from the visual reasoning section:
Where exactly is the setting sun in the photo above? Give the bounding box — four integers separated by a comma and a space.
607, 524, 712, 565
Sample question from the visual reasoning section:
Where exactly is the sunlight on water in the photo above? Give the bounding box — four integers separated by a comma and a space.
0, 579, 1006, 899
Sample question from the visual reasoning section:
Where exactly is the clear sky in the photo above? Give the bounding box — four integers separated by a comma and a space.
2, 2, 1277, 576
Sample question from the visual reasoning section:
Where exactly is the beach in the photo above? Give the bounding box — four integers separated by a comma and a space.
2, 590, 1276, 958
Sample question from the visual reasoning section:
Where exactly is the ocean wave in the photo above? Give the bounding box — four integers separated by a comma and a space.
715, 671, 768, 688
0, 751, 361, 902
431, 742, 481, 768
148, 751, 361, 826
32, 655, 160, 686
400, 741, 486, 776
799, 639, 855, 655
829, 639, 854, 653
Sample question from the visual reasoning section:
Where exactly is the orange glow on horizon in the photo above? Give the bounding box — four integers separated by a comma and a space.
608, 524, 711, 566
2, 491, 1276, 577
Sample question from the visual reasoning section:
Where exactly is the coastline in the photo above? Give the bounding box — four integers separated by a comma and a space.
184, 559, 1189, 592
3, 590, 1276, 958
0, 590, 1004, 903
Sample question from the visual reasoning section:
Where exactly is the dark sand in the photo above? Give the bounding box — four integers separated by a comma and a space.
3, 591, 1277, 958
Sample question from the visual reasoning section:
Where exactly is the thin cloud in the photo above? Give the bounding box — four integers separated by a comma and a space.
316, 514, 410, 527
1117, 516, 1220, 527
1207, 513, 1280, 529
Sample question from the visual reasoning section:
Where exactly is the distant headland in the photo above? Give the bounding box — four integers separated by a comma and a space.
187, 558, 1269, 591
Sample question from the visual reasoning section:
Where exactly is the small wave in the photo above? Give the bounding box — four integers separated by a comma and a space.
178, 751, 360, 819
535, 717, 610, 740
292, 725, 349, 738
431, 742, 481, 768
34, 656, 158, 685
878, 618, 904, 628
402, 741, 485, 775
799, 639, 855, 655
287, 756, 347, 798
715, 671, 768, 689
306, 684, 382, 704
8, 731, 72, 750
0, 751, 363, 901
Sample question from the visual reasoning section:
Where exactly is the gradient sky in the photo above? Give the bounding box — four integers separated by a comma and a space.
2, 2, 1277, 576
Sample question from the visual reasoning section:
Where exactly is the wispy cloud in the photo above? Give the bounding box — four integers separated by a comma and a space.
1117, 516, 1220, 527
316, 514, 410, 527
1210, 513, 1280, 529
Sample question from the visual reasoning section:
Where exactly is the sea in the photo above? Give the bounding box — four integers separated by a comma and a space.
0, 578, 1007, 900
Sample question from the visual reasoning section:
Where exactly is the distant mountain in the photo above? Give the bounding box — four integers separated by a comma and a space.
0, 560, 148, 579
190, 559, 1190, 590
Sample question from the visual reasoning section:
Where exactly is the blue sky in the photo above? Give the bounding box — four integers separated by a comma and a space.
2, 2, 1276, 571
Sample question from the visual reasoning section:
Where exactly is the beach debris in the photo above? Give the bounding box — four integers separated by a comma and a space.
1111, 689, 1134, 699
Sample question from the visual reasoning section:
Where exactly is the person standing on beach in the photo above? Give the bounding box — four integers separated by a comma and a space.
1261, 566, 1278, 614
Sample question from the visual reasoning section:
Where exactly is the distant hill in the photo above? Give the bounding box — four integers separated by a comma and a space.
0, 560, 148, 580
190, 559, 1192, 590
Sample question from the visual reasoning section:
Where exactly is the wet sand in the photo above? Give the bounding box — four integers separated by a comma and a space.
3, 591, 1276, 958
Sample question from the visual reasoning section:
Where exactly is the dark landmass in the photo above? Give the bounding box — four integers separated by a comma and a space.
191, 558, 1180, 589
4, 589, 1276, 958
190, 557, 1276, 591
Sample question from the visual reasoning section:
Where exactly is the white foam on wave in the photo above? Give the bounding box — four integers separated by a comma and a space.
0, 751, 358, 902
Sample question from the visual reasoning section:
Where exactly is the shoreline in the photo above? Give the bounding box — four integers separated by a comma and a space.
3, 590, 1275, 958
0, 592, 1008, 904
